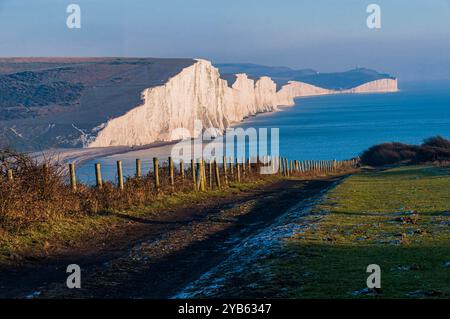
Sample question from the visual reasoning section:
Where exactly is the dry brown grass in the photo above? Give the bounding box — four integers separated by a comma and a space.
0, 149, 75, 231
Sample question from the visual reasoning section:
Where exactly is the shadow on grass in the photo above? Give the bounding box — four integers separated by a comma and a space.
43, 178, 336, 299
260, 242, 450, 299
329, 210, 450, 217
372, 166, 449, 178
110, 212, 194, 225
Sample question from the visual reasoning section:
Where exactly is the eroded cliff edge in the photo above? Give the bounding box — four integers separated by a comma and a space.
88, 59, 398, 148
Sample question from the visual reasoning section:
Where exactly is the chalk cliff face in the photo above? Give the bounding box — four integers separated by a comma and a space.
88, 59, 398, 148
341, 78, 398, 93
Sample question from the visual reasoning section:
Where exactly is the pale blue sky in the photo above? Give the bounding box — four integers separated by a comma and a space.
1, 0, 450, 80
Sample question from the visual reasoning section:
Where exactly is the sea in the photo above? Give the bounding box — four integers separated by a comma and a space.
74, 80, 450, 184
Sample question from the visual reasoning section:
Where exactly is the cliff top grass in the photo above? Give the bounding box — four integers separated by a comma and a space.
261, 165, 450, 298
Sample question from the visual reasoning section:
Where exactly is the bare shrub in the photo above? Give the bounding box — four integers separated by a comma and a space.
0, 148, 74, 231
360, 136, 450, 167
360, 142, 419, 166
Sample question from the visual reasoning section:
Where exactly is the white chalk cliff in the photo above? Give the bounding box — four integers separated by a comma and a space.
88, 59, 398, 147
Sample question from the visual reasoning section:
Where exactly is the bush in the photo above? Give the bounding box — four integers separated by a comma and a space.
0, 148, 161, 231
422, 136, 450, 149
360, 142, 419, 166
360, 136, 450, 167
0, 148, 74, 231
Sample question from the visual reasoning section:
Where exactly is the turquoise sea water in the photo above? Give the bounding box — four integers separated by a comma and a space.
75, 80, 450, 183
240, 80, 450, 160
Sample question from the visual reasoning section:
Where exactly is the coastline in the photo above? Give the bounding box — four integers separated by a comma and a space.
87, 59, 398, 148
32, 140, 182, 166
33, 89, 400, 166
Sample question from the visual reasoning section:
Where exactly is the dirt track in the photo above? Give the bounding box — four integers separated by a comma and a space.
0, 177, 343, 298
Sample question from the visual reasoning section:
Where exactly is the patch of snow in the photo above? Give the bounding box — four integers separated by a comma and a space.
172, 180, 340, 298
9, 127, 23, 138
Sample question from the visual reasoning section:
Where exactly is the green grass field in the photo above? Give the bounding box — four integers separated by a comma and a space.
269, 165, 450, 298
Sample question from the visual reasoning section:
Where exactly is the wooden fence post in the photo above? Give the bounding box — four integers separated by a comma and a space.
43, 163, 49, 178
195, 161, 201, 191
180, 159, 185, 180
201, 159, 206, 191
191, 159, 196, 189
229, 157, 234, 179
278, 157, 282, 176
69, 163, 77, 192
169, 156, 174, 187
288, 160, 291, 175
214, 159, 221, 189
223, 156, 228, 185
95, 163, 103, 189
153, 157, 159, 190
285, 158, 289, 177
6, 169, 13, 182
285, 158, 288, 176
209, 160, 213, 189
280, 158, 284, 176
236, 159, 241, 183
117, 160, 124, 191
136, 159, 141, 177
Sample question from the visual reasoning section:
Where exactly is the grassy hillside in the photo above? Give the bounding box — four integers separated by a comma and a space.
0, 58, 195, 150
